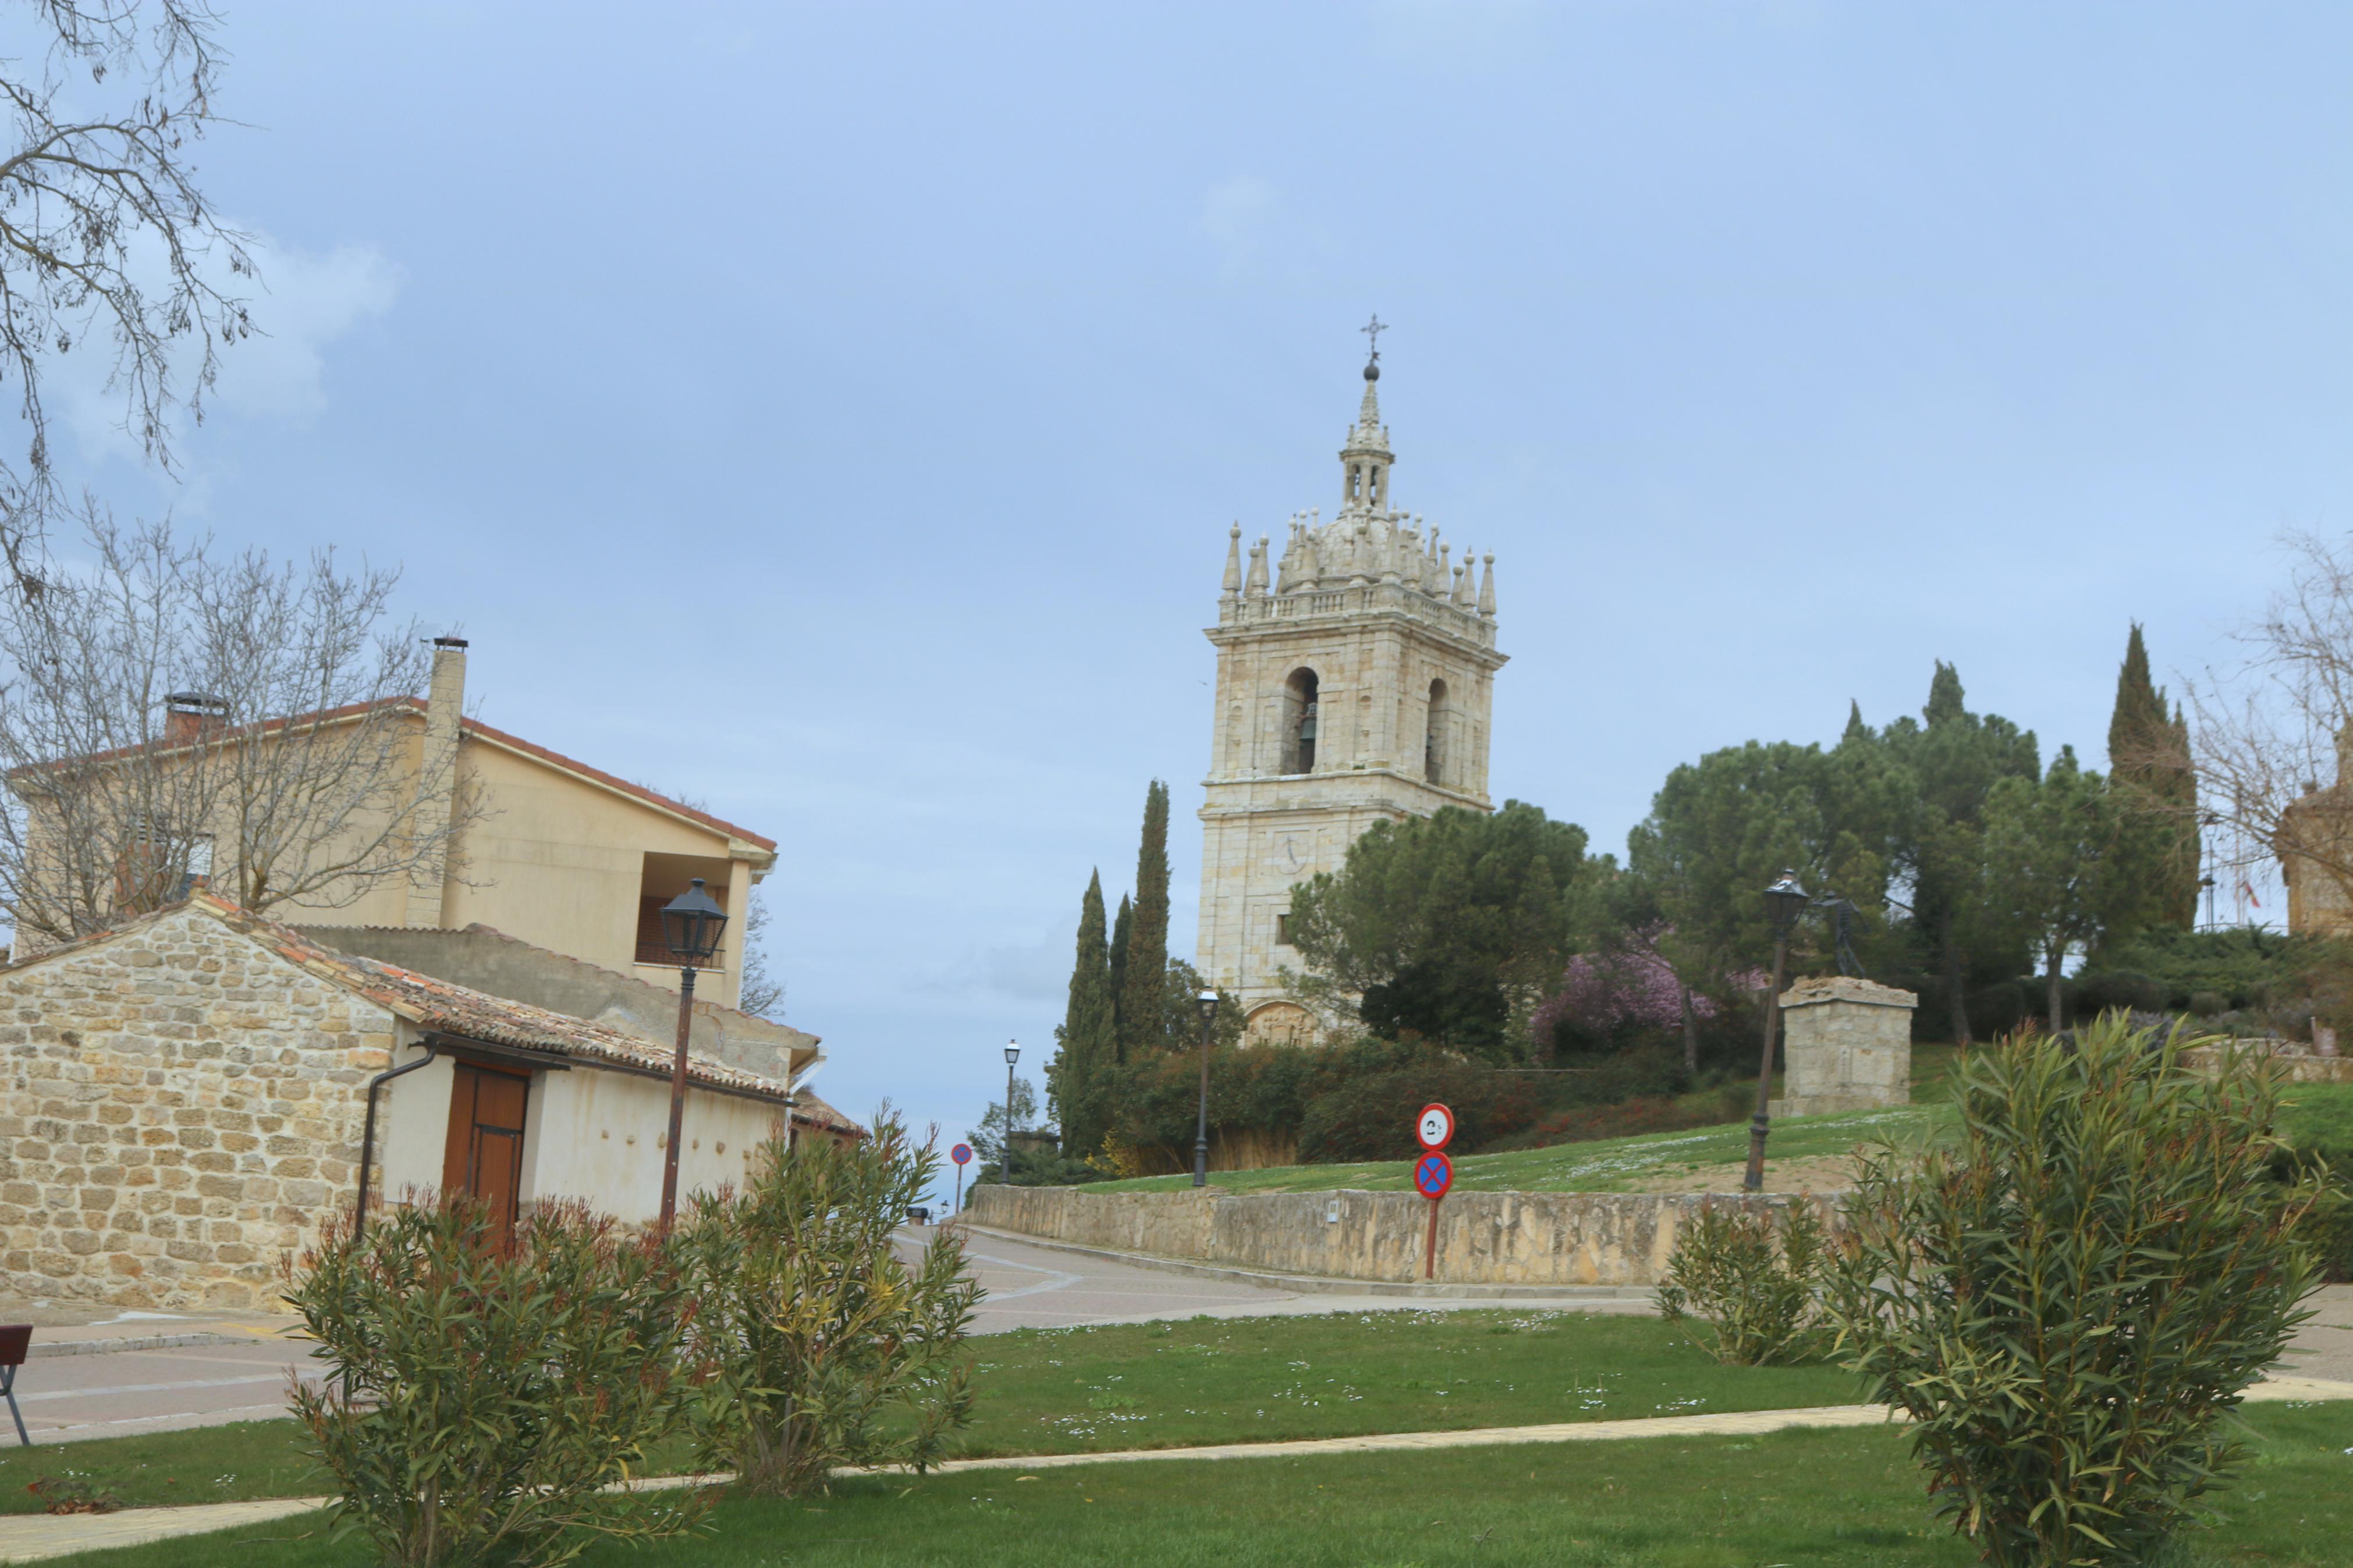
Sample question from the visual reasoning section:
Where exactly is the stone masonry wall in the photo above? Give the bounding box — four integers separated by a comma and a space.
0, 907, 397, 1311
966, 1184, 1834, 1288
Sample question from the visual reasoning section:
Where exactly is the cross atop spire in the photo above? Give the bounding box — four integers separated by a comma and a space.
1360, 313, 1386, 375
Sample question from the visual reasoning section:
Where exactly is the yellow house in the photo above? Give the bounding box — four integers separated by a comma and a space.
300, 639, 776, 1012
13, 639, 776, 1013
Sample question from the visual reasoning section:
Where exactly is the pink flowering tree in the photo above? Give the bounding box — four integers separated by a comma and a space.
1530, 942, 1717, 1059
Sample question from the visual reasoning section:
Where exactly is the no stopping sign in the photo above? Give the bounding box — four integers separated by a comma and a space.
1414, 1150, 1453, 1200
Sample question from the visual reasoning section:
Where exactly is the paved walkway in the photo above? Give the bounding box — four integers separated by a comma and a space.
9, 1375, 2350, 1565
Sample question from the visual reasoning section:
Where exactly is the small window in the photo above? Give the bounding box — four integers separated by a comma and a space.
1283, 668, 1321, 774
1276, 913, 1293, 947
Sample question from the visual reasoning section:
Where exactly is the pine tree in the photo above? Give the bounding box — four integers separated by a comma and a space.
1046, 870, 1117, 1159
2106, 623, 2201, 930
1119, 780, 1173, 1057
1107, 894, 1133, 1064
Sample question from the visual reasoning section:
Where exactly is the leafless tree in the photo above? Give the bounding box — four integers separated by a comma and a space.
0, 507, 478, 945
736, 887, 783, 1018
0, 2, 254, 584
2177, 530, 2353, 922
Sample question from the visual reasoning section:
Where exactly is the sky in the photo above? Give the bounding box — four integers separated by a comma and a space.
27, 1, 2353, 1161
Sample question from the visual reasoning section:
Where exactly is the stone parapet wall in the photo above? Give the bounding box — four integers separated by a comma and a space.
0, 907, 394, 1311
966, 1183, 1834, 1288
2181, 1040, 2353, 1085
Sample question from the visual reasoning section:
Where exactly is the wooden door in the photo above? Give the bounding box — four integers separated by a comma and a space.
442, 1062, 530, 1244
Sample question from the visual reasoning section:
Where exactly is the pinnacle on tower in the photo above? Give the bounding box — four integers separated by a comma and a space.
1244, 535, 1269, 597
1221, 522, 1243, 596
1478, 552, 1496, 617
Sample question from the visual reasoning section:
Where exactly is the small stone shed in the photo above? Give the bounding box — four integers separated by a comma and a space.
0, 895, 802, 1312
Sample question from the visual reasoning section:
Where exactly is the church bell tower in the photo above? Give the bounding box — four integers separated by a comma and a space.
1194, 329, 1506, 1041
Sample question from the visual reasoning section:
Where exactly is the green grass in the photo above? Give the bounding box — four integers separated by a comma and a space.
1085, 1057, 2353, 1199
950, 1309, 1865, 1457
1092, 1101, 1951, 1195
1, 1310, 1863, 1509
41, 1405, 2353, 1567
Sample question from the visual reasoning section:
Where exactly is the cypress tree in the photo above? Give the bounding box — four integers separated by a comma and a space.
1108, 894, 1133, 1064
1047, 870, 1117, 1158
1119, 781, 1172, 1057
2106, 623, 2200, 930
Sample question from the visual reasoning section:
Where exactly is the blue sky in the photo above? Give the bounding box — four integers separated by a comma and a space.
40, 2, 2353, 1162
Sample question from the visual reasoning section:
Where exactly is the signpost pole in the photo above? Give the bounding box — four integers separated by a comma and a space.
950, 1141, 973, 1216
1424, 1194, 1440, 1280
1411, 1104, 1455, 1283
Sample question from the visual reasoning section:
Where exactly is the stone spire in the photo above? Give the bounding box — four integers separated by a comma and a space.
1478, 553, 1496, 617
1244, 535, 1270, 598
1222, 523, 1243, 596
1339, 324, 1393, 515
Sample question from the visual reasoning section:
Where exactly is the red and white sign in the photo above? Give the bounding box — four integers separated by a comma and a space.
1416, 1102, 1454, 1151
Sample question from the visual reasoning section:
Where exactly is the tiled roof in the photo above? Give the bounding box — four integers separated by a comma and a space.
10, 895, 795, 1101
789, 1086, 865, 1138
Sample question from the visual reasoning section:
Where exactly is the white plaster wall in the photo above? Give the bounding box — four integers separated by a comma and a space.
525, 1068, 785, 1222
375, 1040, 457, 1204
375, 1041, 787, 1222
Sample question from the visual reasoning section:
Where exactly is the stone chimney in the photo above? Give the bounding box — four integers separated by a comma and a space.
162, 692, 228, 746
404, 637, 468, 928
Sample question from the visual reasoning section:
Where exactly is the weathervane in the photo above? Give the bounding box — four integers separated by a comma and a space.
1361, 313, 1386, 367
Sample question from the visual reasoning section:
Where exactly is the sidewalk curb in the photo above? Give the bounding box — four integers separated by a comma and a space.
952, 1224, 1660, 1303
27, 1331, 265, 1359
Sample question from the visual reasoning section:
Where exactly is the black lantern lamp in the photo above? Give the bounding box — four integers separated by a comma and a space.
661, 877, 729, 966
1763, 870, 1810, 937
1191, 988, 1220, 1189
1744, 868, 1809, 1193
655, 878, 730, 1229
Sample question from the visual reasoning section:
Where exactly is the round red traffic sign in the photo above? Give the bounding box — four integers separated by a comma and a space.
950, 1143, 973, 1166
1414, 1150, 1453, 1200
1416, 1102, 1454, 1151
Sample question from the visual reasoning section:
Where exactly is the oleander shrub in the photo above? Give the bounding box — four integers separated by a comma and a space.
286, 1197, 707, 1568
679, 1111, 981, 1497
1825, 1018, 2324, 1568
1656, 1200, 1830, 1366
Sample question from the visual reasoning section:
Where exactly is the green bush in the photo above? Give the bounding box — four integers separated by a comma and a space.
1825, 1016, 2323, 1567
1656, 1200, 1829, 1366
679, 1112, 980, 1496
2072, 970, 2167, 1016
286, 1199, 706, 1568
1295, 1058, 1539, 1162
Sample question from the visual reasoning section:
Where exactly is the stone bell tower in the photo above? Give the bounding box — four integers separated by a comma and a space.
1194, 328, 1506, 1041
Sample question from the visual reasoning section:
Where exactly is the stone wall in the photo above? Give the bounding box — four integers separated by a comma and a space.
1770, 975, 1915, 1119
2181, 1040, 2353, 1085
966, 1183, 1832, 1288
0, 907, 395, 1311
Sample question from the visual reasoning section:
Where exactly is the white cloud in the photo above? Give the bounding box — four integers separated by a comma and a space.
51, 227, 400, 463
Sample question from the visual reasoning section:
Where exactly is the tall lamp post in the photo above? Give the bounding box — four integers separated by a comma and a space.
1003, 1041, 1020, 1182
1190, 989, 1219, 1188
656, 877, 729, 1229
1742, 869, 1809, 1194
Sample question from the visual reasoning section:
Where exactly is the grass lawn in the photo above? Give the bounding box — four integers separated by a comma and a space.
40, 1404, 2353, 1567
1088, 1067, 2353, 1199
0, 1310, 1865, 1510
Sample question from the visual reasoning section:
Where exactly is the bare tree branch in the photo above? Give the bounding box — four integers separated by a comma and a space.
0, 507, 482, 944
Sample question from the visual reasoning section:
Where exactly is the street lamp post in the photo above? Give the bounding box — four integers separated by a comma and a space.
1191, 989, 1219, 1189
1742, 869, 1810, 1194
656, 877, 730, 1229
1003, 1041, 1020, 1183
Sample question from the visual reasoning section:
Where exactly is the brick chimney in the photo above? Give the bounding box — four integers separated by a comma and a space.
162, 692, 228, 746
404, 638, 468, 927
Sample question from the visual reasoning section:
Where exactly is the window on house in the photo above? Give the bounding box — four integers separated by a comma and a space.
635, 852, 732, 969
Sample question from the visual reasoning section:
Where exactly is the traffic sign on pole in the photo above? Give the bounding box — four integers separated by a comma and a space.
1416, 1103, 1454, 1151
1414, 1150, 1453, 1280
1414, 1150, 1453, 1200
951, 1142, 973, 1214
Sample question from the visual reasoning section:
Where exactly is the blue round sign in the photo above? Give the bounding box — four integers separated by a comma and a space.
1414, 1150, 1453, 1200
951, 1143, 973, 1166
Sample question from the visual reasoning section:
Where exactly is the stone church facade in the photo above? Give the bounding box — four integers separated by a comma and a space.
1194, 348, 1505, 1040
